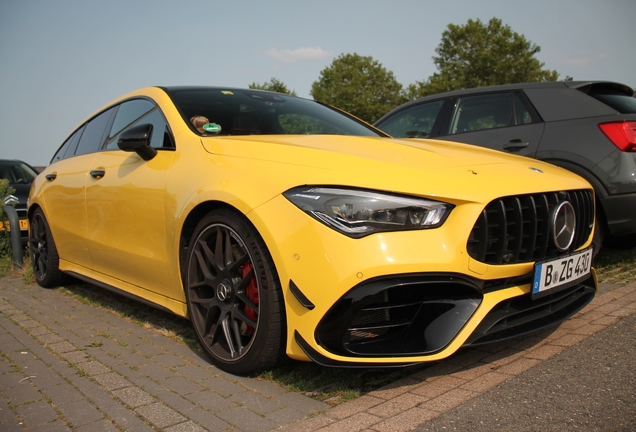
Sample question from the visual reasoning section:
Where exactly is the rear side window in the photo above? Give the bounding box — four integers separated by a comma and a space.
74, 108, 115, 156
51, 126, 84, 163
376, 100, 445, 138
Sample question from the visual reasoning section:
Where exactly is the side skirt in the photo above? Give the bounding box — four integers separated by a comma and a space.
66, 271, 176, 316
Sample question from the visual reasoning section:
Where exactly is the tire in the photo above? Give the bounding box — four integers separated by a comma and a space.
592, 206, 606, 258
603, 232, 636, 250
185, 209, 286, 375
29, 209, 66, 288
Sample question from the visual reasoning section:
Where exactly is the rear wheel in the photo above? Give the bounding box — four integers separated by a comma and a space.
185, 209, 286, 375
29, 209, 66, 288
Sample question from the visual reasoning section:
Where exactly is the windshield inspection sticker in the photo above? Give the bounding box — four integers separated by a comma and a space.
221, 91, 234, 95
203, 123, 222, 133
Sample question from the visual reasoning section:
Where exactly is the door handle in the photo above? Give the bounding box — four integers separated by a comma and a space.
45, 173, 57, 181
503, 139, 529, 150
90, 169, 106, 178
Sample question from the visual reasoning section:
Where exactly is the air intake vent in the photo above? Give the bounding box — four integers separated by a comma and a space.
467, 190, 594, 264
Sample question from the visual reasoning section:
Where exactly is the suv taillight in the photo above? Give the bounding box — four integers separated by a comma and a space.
598, 121, 636, 152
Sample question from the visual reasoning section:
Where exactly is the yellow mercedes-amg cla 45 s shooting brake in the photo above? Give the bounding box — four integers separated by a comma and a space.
29, 87, 597, 375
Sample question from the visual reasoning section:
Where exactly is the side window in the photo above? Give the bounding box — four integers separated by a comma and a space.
51, 125, 85, 163
74, 108, 115, 156
449, 93, 512, 135
513, 93, 537, 125
376, 100, 445, 138
103, 99, 173, 150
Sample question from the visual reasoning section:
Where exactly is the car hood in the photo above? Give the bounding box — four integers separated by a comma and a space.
200, 135, 591, 202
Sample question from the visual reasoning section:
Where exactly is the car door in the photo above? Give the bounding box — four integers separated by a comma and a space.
40, 108, 116, 269
85, 99, 176, 296
439, 92, 544, 157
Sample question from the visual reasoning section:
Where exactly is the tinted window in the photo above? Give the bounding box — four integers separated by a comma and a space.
513, 93, 537, 125
104, 99, 174, 150
51, 126, 84, 163
0, 160, 38, 184
582, 83, 636, 114
449, 93, 512, 135
376, 100, 444, 138
167, 88, 383, 137
74, 108, 115, 156
589, 93, 636, 114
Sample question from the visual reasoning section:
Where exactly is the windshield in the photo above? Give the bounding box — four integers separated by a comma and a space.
0, 160, 38, 184
164, 87, 385, 137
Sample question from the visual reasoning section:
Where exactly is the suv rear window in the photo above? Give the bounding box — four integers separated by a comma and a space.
585, 84, 636, 114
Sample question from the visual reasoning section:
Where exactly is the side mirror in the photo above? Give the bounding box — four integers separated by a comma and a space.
117, 124, 158, 161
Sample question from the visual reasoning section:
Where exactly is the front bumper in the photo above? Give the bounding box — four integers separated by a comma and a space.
251, 189, 597, 366
292, 270, 596, 367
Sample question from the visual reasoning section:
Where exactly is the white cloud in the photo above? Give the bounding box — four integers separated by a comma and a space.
263, 47, 334, 63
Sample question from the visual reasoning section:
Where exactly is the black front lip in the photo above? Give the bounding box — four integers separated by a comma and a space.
307, 271, 596, 364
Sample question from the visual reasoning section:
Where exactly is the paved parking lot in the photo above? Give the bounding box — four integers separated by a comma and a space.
1, 275, 634, 431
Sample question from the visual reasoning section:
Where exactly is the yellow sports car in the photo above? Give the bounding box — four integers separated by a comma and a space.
29, 87, 597, 375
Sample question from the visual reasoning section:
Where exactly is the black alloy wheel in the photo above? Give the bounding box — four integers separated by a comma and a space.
185, 209, 286, 375
29, 208, 65, 288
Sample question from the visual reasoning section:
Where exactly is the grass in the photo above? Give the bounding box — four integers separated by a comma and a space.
593, 247, 636, 285
1, 244, 635, 404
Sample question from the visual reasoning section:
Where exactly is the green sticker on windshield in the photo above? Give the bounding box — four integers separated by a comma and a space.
203, 123, 222, 133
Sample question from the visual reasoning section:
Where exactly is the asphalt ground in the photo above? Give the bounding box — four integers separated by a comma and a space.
1, 275, 635, 431
413, 309, 636, 431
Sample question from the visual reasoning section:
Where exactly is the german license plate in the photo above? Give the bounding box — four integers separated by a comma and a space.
0, 219, 29, 231
532, 248, 593, 299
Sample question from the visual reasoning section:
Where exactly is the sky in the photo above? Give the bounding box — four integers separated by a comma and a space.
1, 0, 635, 166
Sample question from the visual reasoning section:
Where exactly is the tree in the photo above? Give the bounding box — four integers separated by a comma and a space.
249, 78, 297, 96
407, 18, 559, 99
310, 53, 405, 123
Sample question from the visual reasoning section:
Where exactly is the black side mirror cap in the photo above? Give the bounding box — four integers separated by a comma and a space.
117, 124, 158, 161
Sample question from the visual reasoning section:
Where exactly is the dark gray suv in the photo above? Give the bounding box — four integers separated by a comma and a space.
375, 81, 636, 248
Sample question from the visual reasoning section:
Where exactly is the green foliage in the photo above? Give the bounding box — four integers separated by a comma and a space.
310, 53, 407, 123
248, 77, 297, 96
0, 179, 16, 219
0, 179, 16, 258
407, 18, 559, 99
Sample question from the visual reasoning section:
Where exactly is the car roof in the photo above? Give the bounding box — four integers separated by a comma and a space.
374, 81, 634, 125
404, 80, 633, 103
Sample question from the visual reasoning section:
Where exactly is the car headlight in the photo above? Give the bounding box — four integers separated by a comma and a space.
283, 187, 453, 238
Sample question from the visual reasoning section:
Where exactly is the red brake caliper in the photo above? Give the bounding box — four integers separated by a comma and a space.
242, 263, 258, 335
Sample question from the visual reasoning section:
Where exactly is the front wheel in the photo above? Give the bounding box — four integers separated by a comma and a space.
185, 209, 286, 375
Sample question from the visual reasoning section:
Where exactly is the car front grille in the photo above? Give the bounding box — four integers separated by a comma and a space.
467, 190, 594, 265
